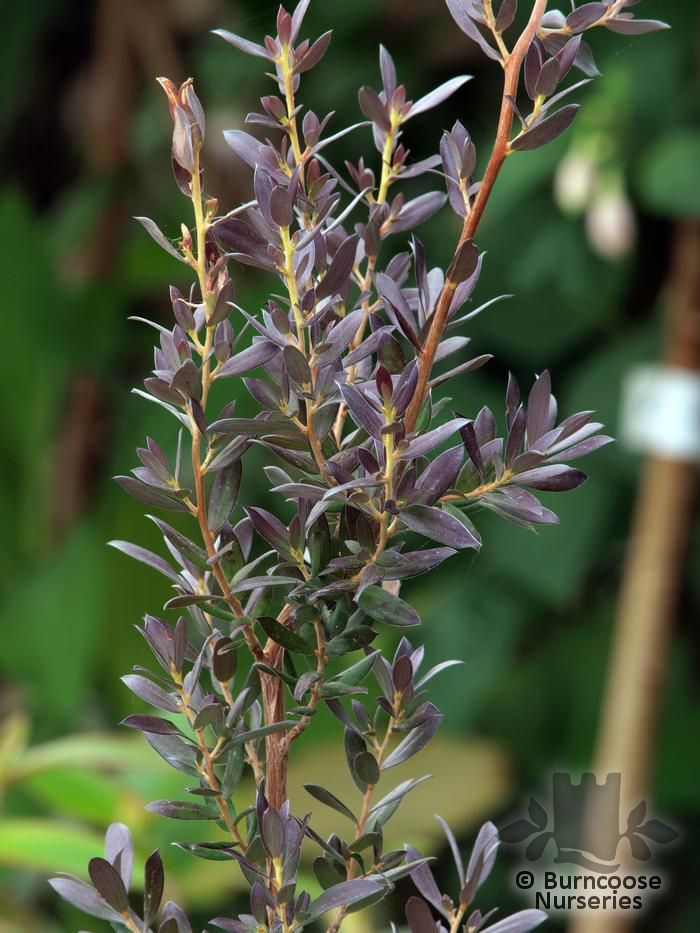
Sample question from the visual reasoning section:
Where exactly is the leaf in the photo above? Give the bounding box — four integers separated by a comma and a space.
354, 751, 380, 785
391, 192, 447, 234
88, 857, 129, 912
229, 720, 297, 746
121, 674, 181, 713
108, 540, 180, 582
334, 651, 380, 687
105, 822, 133, 889
208, 459, 242, 531
145, 799, 218, 821
48, 876, 122, 923
121, 715, 183, 736
212, 28, 271, 59
358, 86, 390, 130
135, 216, 186, 262
304, 784, 357, 823
511, 105, 579, 152
514, 465, 587, 491
144, 850, 164, 928
258, 616, 314, 654
114, 476, 188, 512
399, 505, 480, 550
604, 17, 669, 36
316, 234, 358, 300
435, 814, 465, 885
216, 341, 279, 378
566, 2, 607, 32
405, 896, 437, 933
304, 879, 384, 922
358, 586, 420, 627
338, 382, 383, 438
407, 75, 472, 120
482, 910, 548, 933
406, 847, 445, 913
382, 705, 442, 768
398, 419, 468, 460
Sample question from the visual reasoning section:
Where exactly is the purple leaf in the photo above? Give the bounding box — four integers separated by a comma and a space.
566, 3, 607, 32
511, 105, 579, 152
316, 234, 358, 300
382, 704, 441, 767
405, 896, 438, 933
415, 445, 464, 502
223, 130, 267, 168
269, 185, 294, 227
495, 0, 518, 33
514, 464, 587, 491
144, 850, 164, 927
104, 823, 134, 890
605, 17, 670, 36
526, 371, 552, 444
548, 435, 613, 462
135, 217, 185, 262
482, 910, 548, 933
216, 341, 279, 378
306, 880, 384, 921
88, 857, 129, 913
213, 28, 271, 59
390, 192, 447, 234
435, 814, 465, 885
296, 30, 333, 73
122, 714, 183, 736
398, 418, 468, 460
121, 675, 180, 713
338, 382, 384, 438
108, 540, 180, 583
399, 504, 480, 549
445, 0, 502, 61
407, 75, 472, 120
358, 86, 391, 131
49, 876, 122, 923
406, 847, 446, 914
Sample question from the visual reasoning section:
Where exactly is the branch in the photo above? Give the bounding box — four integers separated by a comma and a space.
404, 0, 548, 433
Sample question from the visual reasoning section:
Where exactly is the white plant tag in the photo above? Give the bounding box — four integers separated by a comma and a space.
621, 365, 700, 463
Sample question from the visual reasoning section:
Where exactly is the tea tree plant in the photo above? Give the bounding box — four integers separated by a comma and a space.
50, 2, 666, 930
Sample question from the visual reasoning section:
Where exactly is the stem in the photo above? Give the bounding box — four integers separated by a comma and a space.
404, 0, 548, 434
187, 147, 264, 661
325, 719, 396, 933
283, 619, 327, 747
282, 46, 304, 168
332, 120, 398, 445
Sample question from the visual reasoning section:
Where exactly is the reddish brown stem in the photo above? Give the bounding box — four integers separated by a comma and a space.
404, 0, 548, 433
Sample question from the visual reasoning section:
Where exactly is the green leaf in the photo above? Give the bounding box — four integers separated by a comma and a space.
358, 586, 420, 627
258, 616, 315, 654
333, 650, 379, 686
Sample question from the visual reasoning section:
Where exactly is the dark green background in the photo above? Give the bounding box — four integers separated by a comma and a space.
0, 0, 697, 930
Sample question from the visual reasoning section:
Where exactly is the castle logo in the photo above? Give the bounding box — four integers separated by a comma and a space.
500, 772, 678, 873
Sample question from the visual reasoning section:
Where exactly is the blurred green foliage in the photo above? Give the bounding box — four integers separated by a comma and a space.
0, 0, 697, 930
